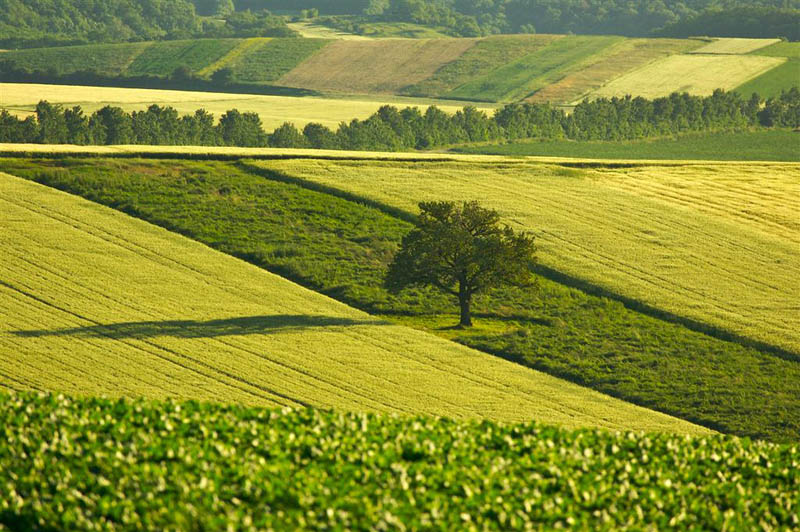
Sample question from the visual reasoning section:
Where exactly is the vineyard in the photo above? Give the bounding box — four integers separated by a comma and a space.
0, 392, 796, 530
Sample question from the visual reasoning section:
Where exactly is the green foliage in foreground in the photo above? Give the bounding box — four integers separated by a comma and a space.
451, 129, 800, 161
1, 392, 798, 531
5, 157, 800, 443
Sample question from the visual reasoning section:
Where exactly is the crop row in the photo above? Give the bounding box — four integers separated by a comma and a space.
1, 392, 797, 531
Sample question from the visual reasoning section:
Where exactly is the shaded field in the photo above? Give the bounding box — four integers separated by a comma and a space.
258, 158, 800, 357
7, 157, 798, 441
751, 41, 800, 59
452, 130, 800, 162
0, 42, 150, 76
2, 394, 795, 531
690, 37, 781, 55
590, 54, 786, 99
737, 42, 800, 98
402, 34, 562, 97
448, 36, 622, 102
229, 38, 329, 83
125, 39, 239, 77
277, 39, 477, 94
0, 83, 492, 131
528, 38, 701, 104
0, 171, 705, 432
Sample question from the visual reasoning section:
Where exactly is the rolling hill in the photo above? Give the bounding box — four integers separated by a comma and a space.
0, 171, 708, 433
1, 36, 794, 107
256, 157, 800, 358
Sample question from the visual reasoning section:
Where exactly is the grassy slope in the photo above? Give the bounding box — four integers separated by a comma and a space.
447, 36, 622, 102
4, 157, 797, 441
1, 393, 795, 531
229, 38, 329, 83
125, 39, 240, 77
451, 129, 800, 161
736, 41, 800, 98
259, 159, 800, 359
0, 42, 150, 75
401, 34, 563, 98
0, 168, 705, 433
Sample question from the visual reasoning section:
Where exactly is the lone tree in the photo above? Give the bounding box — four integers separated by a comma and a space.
386, 201, 536, 327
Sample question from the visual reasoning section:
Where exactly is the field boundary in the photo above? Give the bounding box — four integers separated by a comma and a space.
196, 38, 268, 77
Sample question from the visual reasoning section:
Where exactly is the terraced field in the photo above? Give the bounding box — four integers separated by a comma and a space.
589, 54, 786, 99
276, 39, 478, 94
0, 83, 492, 131
258, 158, 800, 356
0, 172, 708, 433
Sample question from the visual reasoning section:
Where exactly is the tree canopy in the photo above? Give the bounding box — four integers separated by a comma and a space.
386, 201, 536, 327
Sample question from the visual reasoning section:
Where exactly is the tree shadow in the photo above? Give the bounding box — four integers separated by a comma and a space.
13, 315, 383, 340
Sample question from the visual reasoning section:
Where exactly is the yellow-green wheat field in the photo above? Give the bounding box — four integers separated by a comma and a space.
0, 172, 709, 433
254, 158, 800, 356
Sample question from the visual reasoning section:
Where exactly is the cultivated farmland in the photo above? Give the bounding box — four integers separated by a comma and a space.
0, 83, 493, 131
276, 39, 478, 95
0, 42, 150, 76
125, 39, 240, 77
690, 37, 781, 55
736, 41, 800, 97
0, 172, 707, 433
527, 38, 701, 104
1, 393, 795, 531
402, 34, 563, 97
226, 38, 329, 83
447, 35, 622, 102
259, 158, 800, 357
589, 54, 786, 99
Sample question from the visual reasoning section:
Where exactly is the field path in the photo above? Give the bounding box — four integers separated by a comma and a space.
0, 172, 709, 434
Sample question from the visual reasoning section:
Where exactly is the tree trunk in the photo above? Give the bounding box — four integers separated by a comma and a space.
459, 291, 472, 327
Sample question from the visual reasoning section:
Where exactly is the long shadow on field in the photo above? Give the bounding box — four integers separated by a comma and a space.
13, 315, 383, 340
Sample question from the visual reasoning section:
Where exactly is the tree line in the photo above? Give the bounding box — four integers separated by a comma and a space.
252, 1, 800, 39
0, 0, 294, 48
2, 89, 798, 149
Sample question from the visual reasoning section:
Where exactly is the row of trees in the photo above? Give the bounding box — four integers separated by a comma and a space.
2, 89, 798, 148
0, 0, 294, 48
255, 0, 800, 39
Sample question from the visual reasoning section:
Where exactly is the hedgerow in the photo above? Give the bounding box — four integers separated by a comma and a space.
1, 392, 798, 530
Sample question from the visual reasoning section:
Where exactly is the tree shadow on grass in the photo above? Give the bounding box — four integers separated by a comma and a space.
13, 315, 383, 340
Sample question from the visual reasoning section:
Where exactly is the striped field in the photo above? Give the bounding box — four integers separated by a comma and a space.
0, 172, 708, 433
257, 158, 800, 357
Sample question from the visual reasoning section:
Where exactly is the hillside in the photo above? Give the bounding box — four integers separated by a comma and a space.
1, 36, 794, 106
0, 171, 708, 433
257, 158, 800, 358
3, 153, 798, 441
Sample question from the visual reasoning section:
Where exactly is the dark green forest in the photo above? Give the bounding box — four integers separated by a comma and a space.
0, 0, 293, 48
2, 89, 798, 150
247, 0, 800, 39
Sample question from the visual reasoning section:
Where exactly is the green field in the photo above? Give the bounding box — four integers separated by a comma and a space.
736, 42, 800, 98
447, 36, 622, 102
125, 39, 240, 77
257, 158, 800, 360
1, 393, 795, 531
452, 130, 800, 161
228, 38, 329, 83
0, 42, 150, 76
402, 34, 563, 97
5, 156, 798, 441
0, 169, 705, 432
